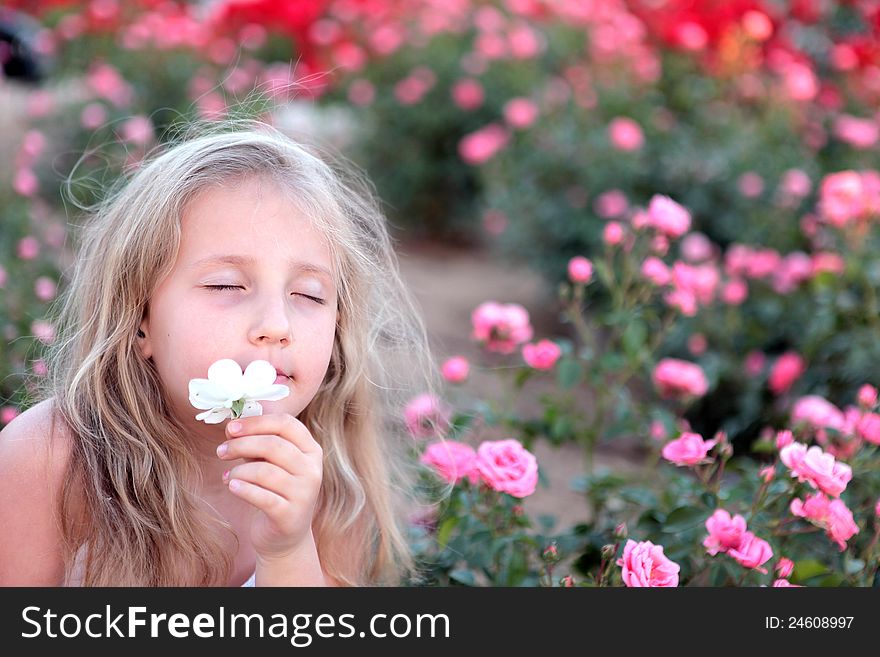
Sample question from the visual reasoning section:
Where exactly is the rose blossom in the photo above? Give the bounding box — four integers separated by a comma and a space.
474, 439, 538, 498
775, 557, 794, 579
790, 492, 859, 551
404, 393, 452, 439
791, 395, 846, 433
421, 440, 478, 484
779, 443, 852, 497
458, 124, 509, 164
471, 301, 533, 354
567, 256, 593, 284
522, 339, 561, 370
856, 412, 880, 445
603, 222, 624, 246
646, 195, 691, 238
616, 539, 680, 587
441, 356, 470, 384
641, 257, 671, 286
728, 532, 773, 573
608, 117, 644, 151
652, 358, 709, 398
857, 384, 877, 409
772, 579, 802, 587
503, 97, 539, 129
768, 352, 806, 395
703, 509, 748, 555
662, 432, 717, 466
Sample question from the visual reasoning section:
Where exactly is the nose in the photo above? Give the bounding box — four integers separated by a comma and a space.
248, 292, 293, 346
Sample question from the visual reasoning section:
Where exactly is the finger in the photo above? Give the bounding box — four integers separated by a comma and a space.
226, 477, 288, 517
225, 461, 298, 502
226, 413, 323, 457
218, 434, 306, 475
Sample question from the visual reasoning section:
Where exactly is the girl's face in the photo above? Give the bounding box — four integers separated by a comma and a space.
138, 177, 338, 438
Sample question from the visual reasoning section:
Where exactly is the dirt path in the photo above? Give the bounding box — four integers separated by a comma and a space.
396, 238, 644, 531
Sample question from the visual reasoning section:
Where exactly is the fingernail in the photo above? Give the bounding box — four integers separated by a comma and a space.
228, 479, 241, 491
228, 422, 241, 434
216, 443, 228, 457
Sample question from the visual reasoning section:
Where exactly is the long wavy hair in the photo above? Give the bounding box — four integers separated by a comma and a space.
33, 120, 442, 586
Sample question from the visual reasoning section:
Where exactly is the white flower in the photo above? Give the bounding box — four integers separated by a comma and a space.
189, 359, 290, 424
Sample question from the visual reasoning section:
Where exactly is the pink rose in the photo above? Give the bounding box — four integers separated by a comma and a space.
522, 339, 562, 370
471, 301, 534, 354
833, 115, 879, 149
603, 222, 624, 246
775, 430, 794, 449
474, 439, 538, 498
459, 123, 509, 165
451, 78, 484, 110
791, 395, 846, 432
768, 352, 806, 395
780, 443, 852, 497
616, 539, 680, 587
608, 117, 644, 151
421, 441, 478, 485
857, 384, 878, 409
594, 189, 629, 219
647, 195, 691, 238
404, 393, 452, 439
775, 557, 794, 579
857, 412, 880, 445
441, 356, 470, 384
680, 232, 714, 262
728, 532, 773, 573
790, 492, 859, 551
503, 97, 539, 129
662, 432, 717, 466
703, 509, 748, 555
653, 358, 709, 399
567, 256, 593, 284
642, 257, 671, 286
772, 579, 802, 587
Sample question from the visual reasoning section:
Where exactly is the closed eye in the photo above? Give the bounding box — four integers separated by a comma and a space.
204, 285, 325, 304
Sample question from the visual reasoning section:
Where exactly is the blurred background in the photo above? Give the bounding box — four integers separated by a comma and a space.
2, 1, 880, 584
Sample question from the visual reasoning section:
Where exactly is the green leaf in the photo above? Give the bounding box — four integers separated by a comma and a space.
436, 517, 458, 550
557, 358, 584, 390
791, 559, 828, 583
622, 319, 647, 359
661, 506, 707, 533
231, 398, 245, 418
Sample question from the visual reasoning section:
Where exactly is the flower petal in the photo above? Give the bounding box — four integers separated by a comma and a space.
245, 383, 291, 403
239, 400, 264, 418
196, 407, 232, 424
242, 360, 278, 391
189, 378, 235, 409
207, 359, 246, 398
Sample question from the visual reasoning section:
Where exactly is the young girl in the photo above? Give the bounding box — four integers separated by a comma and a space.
0, 120, 442, 586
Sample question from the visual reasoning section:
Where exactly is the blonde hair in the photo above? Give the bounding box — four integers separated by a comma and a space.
33, 119, 442, 586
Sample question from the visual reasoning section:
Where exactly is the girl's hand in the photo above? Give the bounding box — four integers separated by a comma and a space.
217, 412, 323, 562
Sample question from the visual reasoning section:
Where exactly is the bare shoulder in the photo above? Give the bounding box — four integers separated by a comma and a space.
0, 398, 77, 585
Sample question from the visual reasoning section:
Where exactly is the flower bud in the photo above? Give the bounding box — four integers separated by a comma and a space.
542, 543, 559, 562
559, 575, 575, 587
613, 523, 628, 540
601, 544, 617, 560
775, 557, 794, 579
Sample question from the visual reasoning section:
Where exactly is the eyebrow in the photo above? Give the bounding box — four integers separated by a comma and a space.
188, 254, 334, 281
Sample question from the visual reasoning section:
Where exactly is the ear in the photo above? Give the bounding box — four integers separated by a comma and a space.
137, 317, 153, 360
